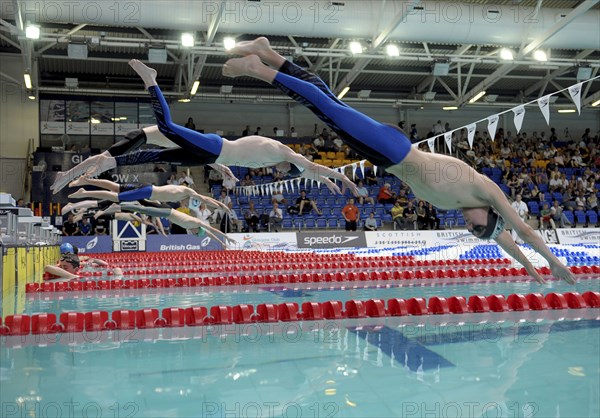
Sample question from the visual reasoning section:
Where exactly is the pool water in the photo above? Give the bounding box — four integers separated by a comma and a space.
2, 244, 599, 418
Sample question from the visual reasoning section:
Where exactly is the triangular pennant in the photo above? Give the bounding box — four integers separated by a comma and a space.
537, 95, 551, 125
351, 163, 357, 180
427, 137, 435, 153
487, 115, 499, 142
444, 132, 453, 153
466, 123, 476, 149
359, 160, 365, 178
373, 166, 377, 176
512, 105, 525, 133
568, 83, 582, 114
290, 180, 294, 193
284, 180, 289, 193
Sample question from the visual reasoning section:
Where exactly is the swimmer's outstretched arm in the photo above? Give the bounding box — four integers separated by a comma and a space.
484, 180, 575, 284
208, 163, 239, 183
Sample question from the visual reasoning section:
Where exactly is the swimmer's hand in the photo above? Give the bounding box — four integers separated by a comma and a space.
549, 262, 576, 285
340, 177, 360, 197
320, 178, 343, 195
528, 266, 547, 285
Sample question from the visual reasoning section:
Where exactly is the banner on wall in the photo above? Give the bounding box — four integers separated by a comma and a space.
66, 122, 90, 135
555, 228, 600, 245
91, 123, 115, 135
62, 236, 112, 254
227, 232, 297, 251
536, 229, 559, 244
40, 121, 65, 134
297, 231, 367, 249
366, 230, 487, 248
146, 234, 224, 252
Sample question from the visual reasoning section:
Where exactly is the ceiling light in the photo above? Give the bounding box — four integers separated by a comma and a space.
181, 33, 195, 47
337, 86, 350, 99
386, 44, 399, 57
576, 66, 592, 81
591, 99, 600, 107
443, 106, 458, 111
25, 25, 40, 39
349, 41, 363, 54
190, 80, 200, 95
468, 90, 486, 104
533, 50, 547, 61
557, 109, 576, 113
28, 95, 36, 100
223, 37, 236, 50
178, 98, 191, 103
24, 73, 32, 89
500, 48, 513, 60
90, 118, 100, 124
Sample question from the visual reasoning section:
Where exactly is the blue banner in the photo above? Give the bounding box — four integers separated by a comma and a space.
146, 234, 224, 252
62, 236, 113, 254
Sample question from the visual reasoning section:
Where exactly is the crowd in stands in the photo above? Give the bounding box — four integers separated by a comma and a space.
52, 121, 599, 236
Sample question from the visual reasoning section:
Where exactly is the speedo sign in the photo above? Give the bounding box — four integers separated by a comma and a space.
297, 231, 367, 249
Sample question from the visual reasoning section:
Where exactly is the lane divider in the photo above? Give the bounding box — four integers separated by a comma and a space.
3, 291, 599, 336
29, 264, 600, 294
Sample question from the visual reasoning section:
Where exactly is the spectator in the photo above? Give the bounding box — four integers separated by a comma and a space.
575, 191, 587, 211
221, 201, 241, 233
364, 212, 378, 231
289, 190, 322, 215
178, 171, 194, 186
269, 202, 284, 232
391, 201, 411, 230
416, 200, 428, 230
244, 201, 261, 232
184, 117, 196, 130
273, 127, 279, 136
62, 213, 79, 236
550, 201, 572, 228
170, 199, 191, 234
395, 189, 409, 207
333, 136, 344, 152
539, 203, 555, 229
167, 173, 179, 185
365, 170, 378, 186
313, 134, 325, 150
212, 190, 232, 223
222, 175, 237, 194
290, 126, 297, 137
403, 201, 417, 229
409, 124, 418, 141
433, 120, 444, 135
271, 184, 288, 205
240, 174, 255, 187
208, 167, 224, 188
377, 183, 396, 204
341, 198, 359, 231
511, 194, 529, 244
425, 203, 441, 230
78, 216, 93, 236
94, 214, 109, 235
195, 203, 212, 225
356, 180, 374, 205
242, 125, 251, 136
16, 198, 26, 207
254, 127, 262, 135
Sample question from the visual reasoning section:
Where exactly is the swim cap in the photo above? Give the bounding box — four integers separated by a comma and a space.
60, 243, 74, 254
479, 209, 506, 240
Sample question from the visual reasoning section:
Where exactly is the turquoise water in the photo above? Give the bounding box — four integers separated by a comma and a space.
2, 315, 599, 417
24, 276, 600, 316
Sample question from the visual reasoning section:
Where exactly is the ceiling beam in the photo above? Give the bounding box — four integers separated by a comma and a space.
11, 0, 34, 88
36, 24, 87, 54
334, 0, 421, 94
523, 49, 595, 96
416, 44, 472, 93
309, 38, 340, 73
136, 27, 180, 63
287, 36, 312, 67
0, 32, 21, 50
582, 90, 600, 107
458, 0, 598, 106
186, 0, 226, 95
435, 77, 457, 100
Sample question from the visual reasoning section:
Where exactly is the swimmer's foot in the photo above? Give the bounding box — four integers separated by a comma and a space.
62, 200, 98, 215
69, 176, 91, 188
223, 55, 264, 78
68, 188, 89, 200
50, 151, 112, 194
129, 59, 158, 89
229, 37, 272, 57
94, 203, 121, 219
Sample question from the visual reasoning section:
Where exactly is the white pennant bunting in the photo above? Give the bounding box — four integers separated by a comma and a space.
444, 132, 453, 153
568, 83, 582, 114
537, 95, 551, 125
373, 166, 377, 176
512, 105, 526, 133
284, 180, 289, 193
351, 163, 357, 180
466, 123, 476, 149
427, 137, 435, 153
290, 180, 294, 193
487, 115, 499, 142
359, 161, 365, 178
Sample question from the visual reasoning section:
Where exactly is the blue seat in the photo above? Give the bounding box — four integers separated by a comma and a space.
586, 210, 598, 225
456, 218, 466, 227
304, 218, 316, 229
564, 211, 575, 225
538, 184, 548, 192
282, 219, 293, 229
552, 192, 563, 203
574, 210, 586, 225
316, 218, 327, 228
327, 218, 339, 228
528, 202, 540, 216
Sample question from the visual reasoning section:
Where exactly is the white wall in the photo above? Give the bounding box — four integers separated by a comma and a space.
0, 55, 39, 158
169, 99, 598, 140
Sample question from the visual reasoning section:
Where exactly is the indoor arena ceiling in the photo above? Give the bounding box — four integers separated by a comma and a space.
0, 0, 599, 109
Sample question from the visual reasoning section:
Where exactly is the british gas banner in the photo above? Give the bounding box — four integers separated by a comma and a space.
62, 236, 113, 254
146, 234, 224, 252
555, 228, 600, 246
366, 230, 487, 248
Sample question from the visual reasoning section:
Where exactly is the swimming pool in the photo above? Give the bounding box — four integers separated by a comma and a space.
2, 244, 599, 418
